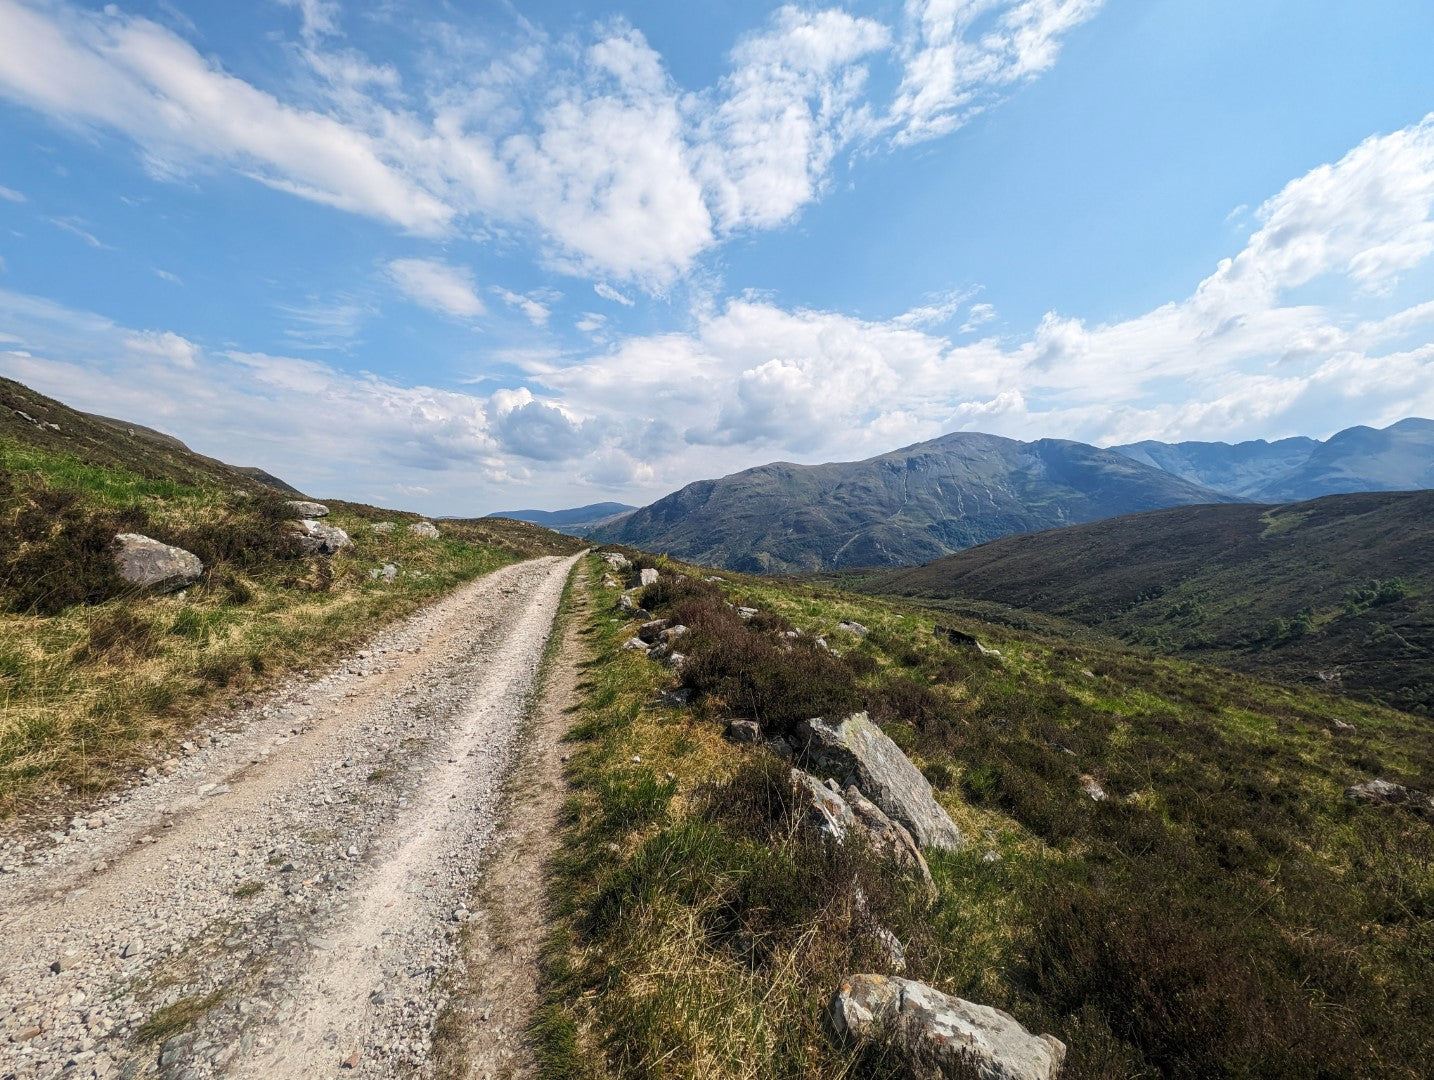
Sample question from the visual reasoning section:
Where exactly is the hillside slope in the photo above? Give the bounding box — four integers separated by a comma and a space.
590, 431, 1234, 573
537, 553, 1434, 1078
863, 491, 1434, 715
0, 376, 581, 812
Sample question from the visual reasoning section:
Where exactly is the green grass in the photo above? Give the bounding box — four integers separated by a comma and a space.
133, 990, 228, 1044
537, 553, 1434, 1079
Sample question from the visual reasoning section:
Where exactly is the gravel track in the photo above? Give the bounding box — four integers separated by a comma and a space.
0, 553, 582, 1080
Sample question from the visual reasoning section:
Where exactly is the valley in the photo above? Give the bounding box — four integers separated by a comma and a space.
1, 375, 1430, 1080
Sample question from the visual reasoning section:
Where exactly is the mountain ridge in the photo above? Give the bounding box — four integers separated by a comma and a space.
590, 429, 1236, 572
1109, 417, 1434, 501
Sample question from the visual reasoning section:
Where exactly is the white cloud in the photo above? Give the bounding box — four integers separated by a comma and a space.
959, 302, 996, 332
695, 6, 889, 232
493, 286, 551, 326
387, 257, 483, 319
890, 0, 1104, 144
0, 286, 599, 508
47, 215, 109, 248
576, 312, 606, 334
594, 282, 634, 306
0, 1, 1096, 289
0, 0, 451, 234
0, 184, 24, 202
152, 267, 182, 284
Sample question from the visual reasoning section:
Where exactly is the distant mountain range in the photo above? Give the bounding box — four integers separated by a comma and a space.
588, 432, 1235, 572
586, 418, 1434, 573
1110, 418, 1434, 501
856, 490, 1434, 717
485, 502, 636, 536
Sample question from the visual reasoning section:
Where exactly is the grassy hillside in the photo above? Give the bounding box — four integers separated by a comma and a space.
589, 431, 1234, 573
858, 492, 1434, 717
540, 552, 1433, 1078
0, 378, 581, 815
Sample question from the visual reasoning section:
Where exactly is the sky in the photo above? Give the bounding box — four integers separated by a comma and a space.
1, 0, 1433, 515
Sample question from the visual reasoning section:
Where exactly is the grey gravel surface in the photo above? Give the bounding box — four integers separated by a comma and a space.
0, 554, 581, 1080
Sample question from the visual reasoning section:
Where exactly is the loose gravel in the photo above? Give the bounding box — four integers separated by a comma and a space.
0, 553, 581, 1080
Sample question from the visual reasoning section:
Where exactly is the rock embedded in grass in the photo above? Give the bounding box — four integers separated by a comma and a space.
829, 974, 1065, 1080
1344, 778, 1434, 809
111, 533, 204, 591
285, 501, 330, 518
408, 521, 441, 539
724, 720, 762, 743
796, 713, 963, 852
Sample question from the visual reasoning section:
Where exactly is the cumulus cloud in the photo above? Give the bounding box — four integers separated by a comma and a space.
387, 258, 483, 319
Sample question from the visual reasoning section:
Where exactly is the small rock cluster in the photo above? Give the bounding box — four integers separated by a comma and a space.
284, 502, 351, 556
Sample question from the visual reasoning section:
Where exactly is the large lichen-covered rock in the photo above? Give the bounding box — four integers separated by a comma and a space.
796, 713, 963, 851
408, 521, 441, 539
111, 533, 203, 590
292, 519, 351, 555
830, 974, 1066, 1080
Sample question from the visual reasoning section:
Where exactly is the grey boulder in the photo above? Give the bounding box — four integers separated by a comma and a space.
370, 521, 396, 534
797, 713, 963, 851
112, 533, 203, 590
292, 519, 351, 555
830, 974, 1066, 1080
408, 521, 441, 539
285, 500, 329, 518
1344, 778, 1433, 809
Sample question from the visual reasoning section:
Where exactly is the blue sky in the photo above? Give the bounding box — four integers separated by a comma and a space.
2, 0, 1433, 514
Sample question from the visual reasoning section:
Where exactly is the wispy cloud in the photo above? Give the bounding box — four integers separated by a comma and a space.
493, 286, 551, 326
387, 257, 483, 319
46, 215, 110, 249
152, 267, 182, 284
0, 184, 24, 202
594, 282, 634, 306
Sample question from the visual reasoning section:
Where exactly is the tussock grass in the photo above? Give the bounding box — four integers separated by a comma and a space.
540, 554, 1434, 1078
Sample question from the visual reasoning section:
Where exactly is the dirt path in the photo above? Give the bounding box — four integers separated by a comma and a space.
437, 556, 592, 1080
0, 553, 583, 1080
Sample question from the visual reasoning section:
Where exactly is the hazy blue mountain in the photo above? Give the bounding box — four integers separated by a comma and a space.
1253, 418, 1434, 501
486, 502, 636, 536
588, 431, 1235, 573
1110, 435, 1319, 498
1110, 418, 1434, 501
